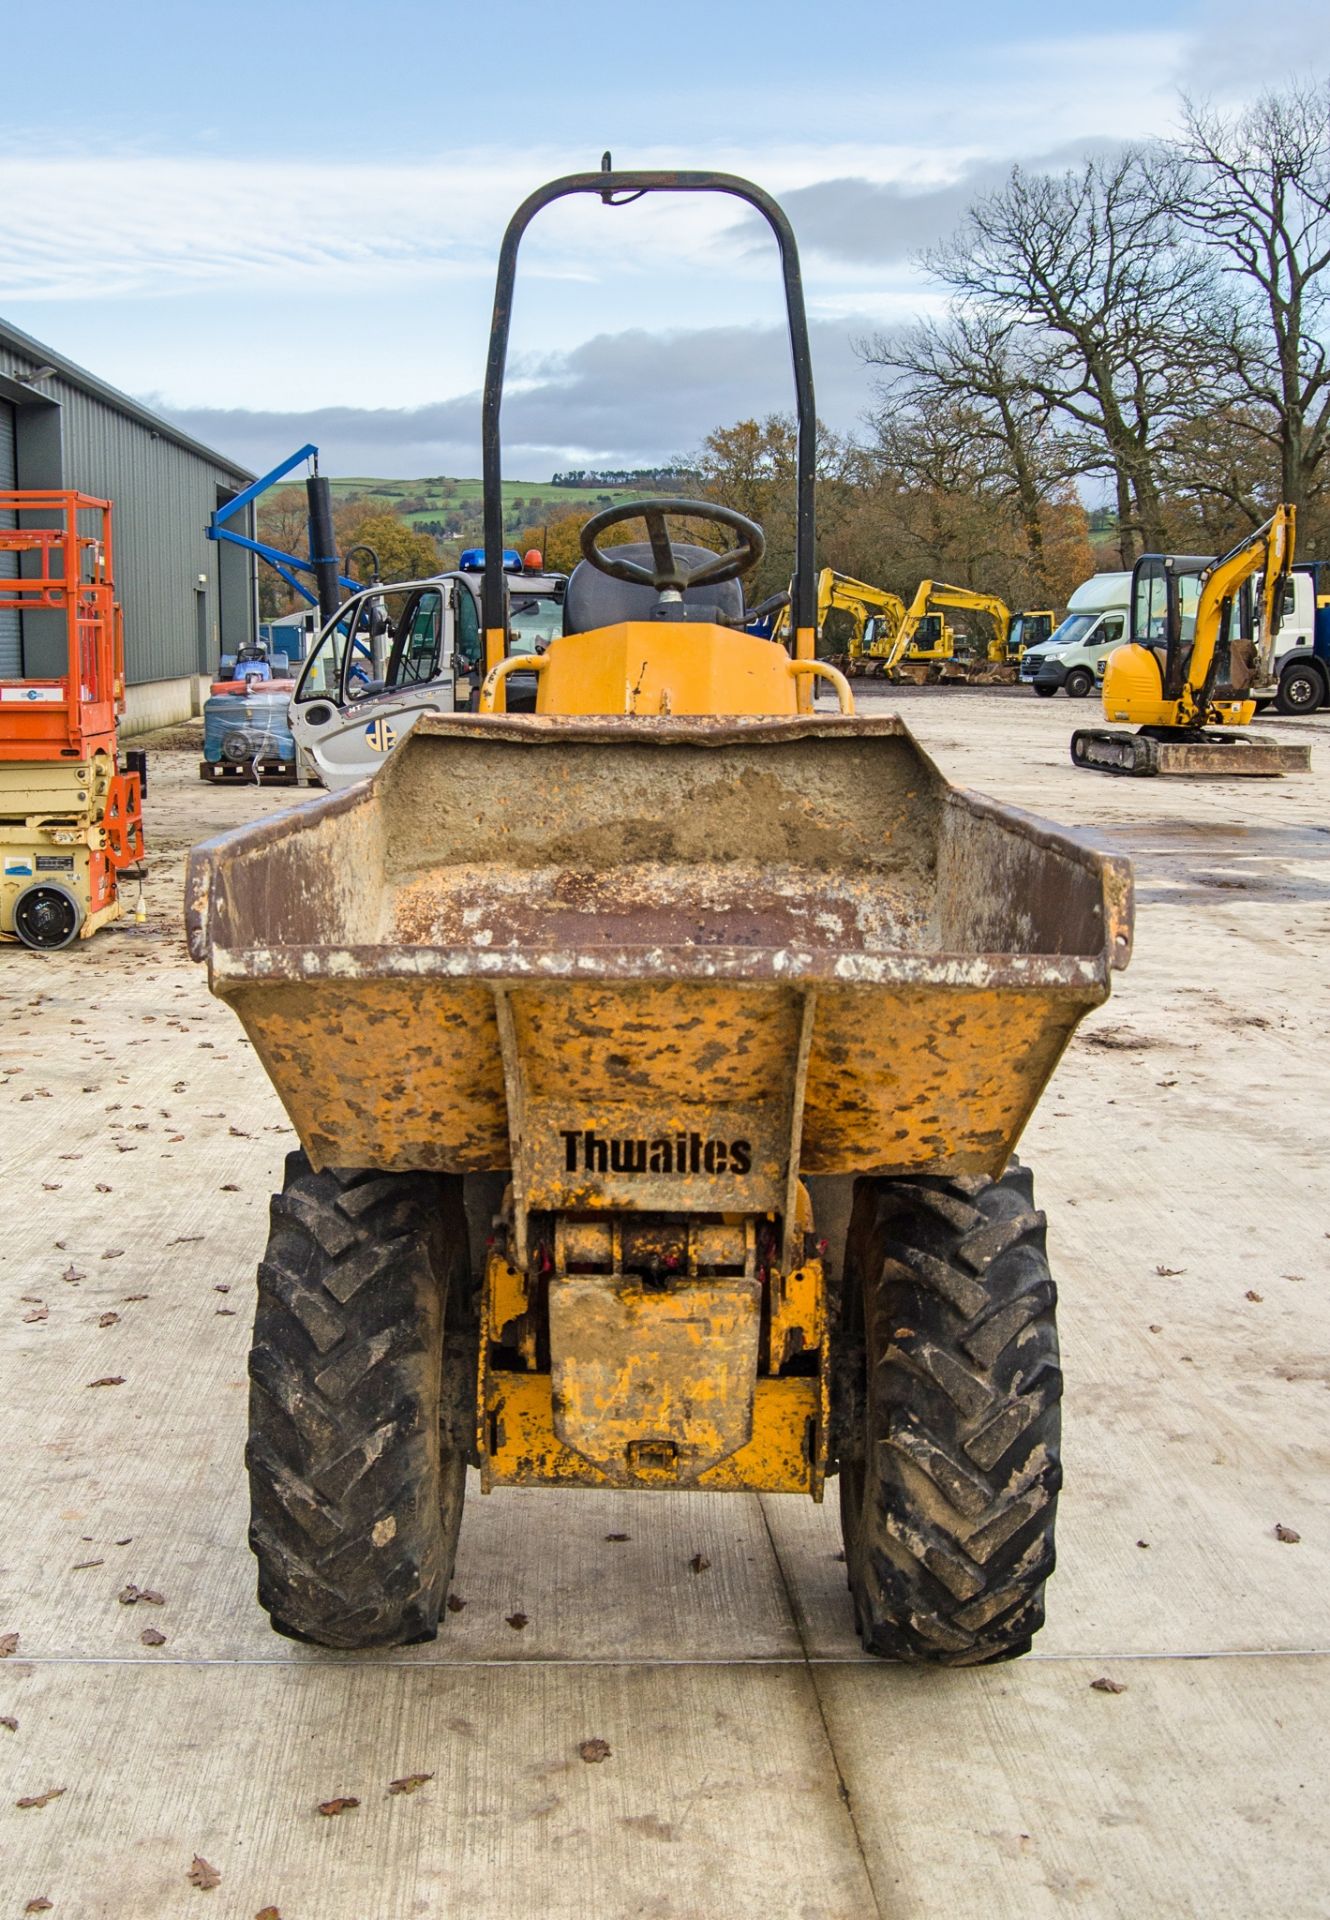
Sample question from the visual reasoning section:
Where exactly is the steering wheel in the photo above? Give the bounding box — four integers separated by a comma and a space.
579, 497, 764, 593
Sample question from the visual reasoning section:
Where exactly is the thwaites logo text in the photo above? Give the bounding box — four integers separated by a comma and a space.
561, 1128, 752, 1177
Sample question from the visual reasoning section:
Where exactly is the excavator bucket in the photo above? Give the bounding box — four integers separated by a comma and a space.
1071, 727, 1311, 776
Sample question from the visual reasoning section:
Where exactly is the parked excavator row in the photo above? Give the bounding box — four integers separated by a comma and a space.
775, 571, 1052, 684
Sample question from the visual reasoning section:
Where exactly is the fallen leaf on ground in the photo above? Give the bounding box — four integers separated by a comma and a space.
16, 1787, 67, 1808
119, 1585, 165, 1606
1090, 1676, 1127, 1694
41, 1183, 60, 1192
445, 1594, 466, 1613
1154, 1265, 1186, 1277
24, 1308, 48, 1324
1275, 1524, 1301, 1544
169, 1235, 204, 1245
72, 1559, 104, 1571
0, 1633, 18, 1657
123, 1293, 149, 1302
229, 1126, 250, 1137
98, 1312, 120, 1328
141, 1627, 167, 1647
62, 1266, 85, 1283
1136, 1540, 1150, 1550
604, 1533, 629, 1543
1245, 1290, 1264, 1302
186, 1854, 221, 1889
578, 1738, 611, 1763
87, 1377, 125, 1389
254, 1908, 281, 1920
115, 1537, 132, 1546
102, 1249, 124, 1260
219, 1183, 239, 1192
387, 1772, 433, 1795
1148, 1324, 1163, 1334
1, 1715, 17, 1730
95, 1183, 112, 1193
505, 1612, 528, 1631
316, 1796, 359, 1817
689, 1554, 710, 1575
25, 1899, 53, 1913
214, 1284, 231, 1294
215, 1308, 236, 1317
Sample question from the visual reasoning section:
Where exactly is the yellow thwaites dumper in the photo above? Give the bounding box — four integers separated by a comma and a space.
187, 168, 1133, 1665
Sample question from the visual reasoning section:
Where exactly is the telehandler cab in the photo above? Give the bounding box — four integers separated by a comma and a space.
189, 165, 1133, 1665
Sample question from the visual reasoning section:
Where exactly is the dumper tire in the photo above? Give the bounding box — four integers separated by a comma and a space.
246, 1150, 469, 1649
838, 1163, 1061, 1664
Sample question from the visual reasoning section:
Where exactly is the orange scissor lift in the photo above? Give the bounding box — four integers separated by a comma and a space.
0, 491, 144, 949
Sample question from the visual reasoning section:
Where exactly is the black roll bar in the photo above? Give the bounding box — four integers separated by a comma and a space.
480, 164, 817, 657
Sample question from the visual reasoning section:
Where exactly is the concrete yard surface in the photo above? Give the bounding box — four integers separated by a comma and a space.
1, 693, 1328, 1918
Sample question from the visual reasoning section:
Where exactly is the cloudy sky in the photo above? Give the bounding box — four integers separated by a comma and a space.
0, 0, 1317, 479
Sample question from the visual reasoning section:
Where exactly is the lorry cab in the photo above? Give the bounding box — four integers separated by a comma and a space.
290, 551, 566, 789
1021, 573, 1130, 698
1254, 563, 1330, 714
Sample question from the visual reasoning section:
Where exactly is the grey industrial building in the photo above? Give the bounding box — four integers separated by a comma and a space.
0, 318, 257, 733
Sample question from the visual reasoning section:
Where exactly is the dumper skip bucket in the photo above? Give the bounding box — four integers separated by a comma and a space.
187, 714, 1133, 1210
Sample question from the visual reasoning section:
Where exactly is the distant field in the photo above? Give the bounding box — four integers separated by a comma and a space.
268, 477, 644, 568
319, 475, 640, 532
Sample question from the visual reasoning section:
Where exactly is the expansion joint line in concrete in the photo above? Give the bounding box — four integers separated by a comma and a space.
756, 1493, 889, 1920
7, 1647, 1330, 1671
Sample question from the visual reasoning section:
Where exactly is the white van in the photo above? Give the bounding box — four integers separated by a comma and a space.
1019, 573, 1130, 698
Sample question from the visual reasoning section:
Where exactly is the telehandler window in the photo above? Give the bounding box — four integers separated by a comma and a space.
454, 584, 481, 670
358, 589, 445, 699
295, 620, 349, 701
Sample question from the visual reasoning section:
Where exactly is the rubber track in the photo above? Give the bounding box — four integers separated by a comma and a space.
247, 1150, 465, 1649
844, 1165, 1062, 1664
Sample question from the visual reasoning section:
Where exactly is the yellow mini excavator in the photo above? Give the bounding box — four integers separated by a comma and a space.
879, 582, 1028, 685
1071, 509, 1312, 775
188, 163, 1133, 1668
769, 567, 905, 676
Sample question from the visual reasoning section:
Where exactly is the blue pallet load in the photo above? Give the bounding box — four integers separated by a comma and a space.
200, 687, 298, 783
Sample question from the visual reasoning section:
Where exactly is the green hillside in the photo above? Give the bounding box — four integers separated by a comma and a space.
272, 475, 647, 566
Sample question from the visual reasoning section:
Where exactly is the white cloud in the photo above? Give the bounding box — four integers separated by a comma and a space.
153, 315, 884, 477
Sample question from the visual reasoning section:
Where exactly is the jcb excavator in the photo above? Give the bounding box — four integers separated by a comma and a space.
769, 568, 906, 676
1071, 509, 1312, 775
878, 582, 1042, 685
188, 164, 1133, 1669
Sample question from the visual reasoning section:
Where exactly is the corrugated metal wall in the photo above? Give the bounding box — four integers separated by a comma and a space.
0, 400, 17, 675
0, 338, 255, 686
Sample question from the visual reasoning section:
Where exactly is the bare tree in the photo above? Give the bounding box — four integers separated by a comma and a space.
860, 310, 1072, 598
926, 152, 1227, 563
1165, 85, 1330, 526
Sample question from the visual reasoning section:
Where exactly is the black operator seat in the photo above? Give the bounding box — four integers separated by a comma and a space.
563, 542, 746, 636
